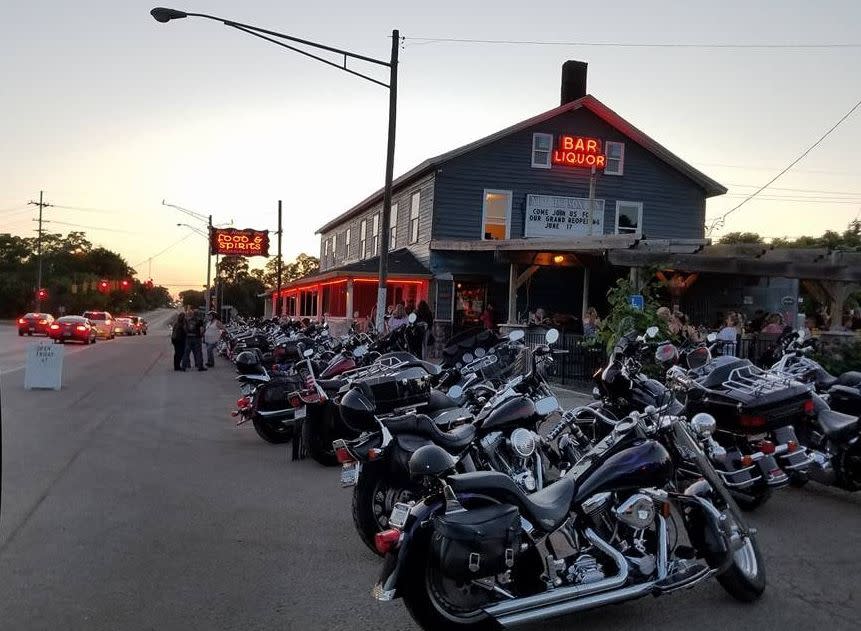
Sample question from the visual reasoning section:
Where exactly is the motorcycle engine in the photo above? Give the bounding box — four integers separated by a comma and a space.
479, 429, 542, 492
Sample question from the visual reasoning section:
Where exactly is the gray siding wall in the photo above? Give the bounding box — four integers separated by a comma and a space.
318, 172, 435, 271
432, 108, 709, 242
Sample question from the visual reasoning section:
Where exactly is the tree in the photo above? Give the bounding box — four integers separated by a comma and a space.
179, 289, 205, 307
284, 253, 319, 282
718, 232, 764, 245
216, 256, 250, 284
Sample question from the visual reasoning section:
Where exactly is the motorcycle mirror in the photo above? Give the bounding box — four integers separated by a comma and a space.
645, 326, 659, 339
408, 312, 417, 324
509, 329, 525, 342
545, 328, 560, 345
707, 332, 718, 344
447, 385, 464, 399
474, 347, 486, 358
462, 352, 474, 363
303, 348, 314, 358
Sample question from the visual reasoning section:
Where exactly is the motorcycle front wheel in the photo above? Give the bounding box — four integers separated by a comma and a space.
402, 531, 499, 631
717, 535, 766, 602
352, 463, 417, 555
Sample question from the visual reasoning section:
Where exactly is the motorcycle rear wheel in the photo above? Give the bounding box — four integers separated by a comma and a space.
301, 416, 338, 466
352, 464, 416, 556
732, 486, 771, 511
252, 416, 294, 444
402, 532, 500, 631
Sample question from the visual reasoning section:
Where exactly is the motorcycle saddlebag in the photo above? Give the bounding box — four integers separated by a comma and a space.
432, 505, 521, 580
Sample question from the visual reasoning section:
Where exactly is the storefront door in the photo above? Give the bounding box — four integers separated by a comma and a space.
454, 280, 487, 331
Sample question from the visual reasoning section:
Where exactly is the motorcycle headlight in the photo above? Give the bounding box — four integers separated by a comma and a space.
690, 413, 717, 439
510, 428, 537, 458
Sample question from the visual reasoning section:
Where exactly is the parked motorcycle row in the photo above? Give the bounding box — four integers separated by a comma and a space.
220, 316, 859, 630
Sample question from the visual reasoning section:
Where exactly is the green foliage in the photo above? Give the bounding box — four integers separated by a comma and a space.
813, 340, 861, 376
0, 231, 171, 317
597, 275, 669, 353
718, 232, 764, 245
180, 289, 205, 307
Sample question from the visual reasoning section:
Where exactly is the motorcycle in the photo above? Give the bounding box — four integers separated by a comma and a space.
335, 329, 576, 555
372, 405, 765, 630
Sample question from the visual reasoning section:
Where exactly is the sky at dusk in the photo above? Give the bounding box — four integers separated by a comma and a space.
1, 0, 859, 294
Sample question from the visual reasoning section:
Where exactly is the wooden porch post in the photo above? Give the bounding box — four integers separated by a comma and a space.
582, 266, 591, 320
508, 264, 518, 324
346, 278, 354, 321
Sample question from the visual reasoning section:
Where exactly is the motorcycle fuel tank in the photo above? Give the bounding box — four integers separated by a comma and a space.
320, 354, 356, 379
479, 395, 537, 431
575, 439, 673, 503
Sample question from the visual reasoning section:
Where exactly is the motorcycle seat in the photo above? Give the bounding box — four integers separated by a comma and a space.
814, 368, 839, 389
385, 413, 476, 450
817, 408, 859, 442
425, 389, 462, 413
430, 407, 474, 429
448, 471, 576, 532
236, 374, 270, 383
839, 371, 861, 387
317, 377, 348, 391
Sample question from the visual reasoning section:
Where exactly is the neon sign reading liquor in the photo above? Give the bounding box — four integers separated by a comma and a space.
552, 136, 606, 169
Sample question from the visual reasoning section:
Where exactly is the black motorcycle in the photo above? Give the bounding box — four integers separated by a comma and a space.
372, 406, 765, 630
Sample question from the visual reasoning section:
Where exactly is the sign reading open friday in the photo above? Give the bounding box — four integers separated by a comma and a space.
210, 228, 270, 257
524, 194, 605, 237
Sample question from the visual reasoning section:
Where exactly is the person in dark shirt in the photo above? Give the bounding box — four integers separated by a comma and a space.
182, 308, 207, 371
170, 312, 187, 371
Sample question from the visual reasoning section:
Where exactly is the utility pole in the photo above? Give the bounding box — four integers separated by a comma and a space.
206, 214, 212, 310
28, 191, 53, 311
276, 200, 283, 317
375, 29, 400, 331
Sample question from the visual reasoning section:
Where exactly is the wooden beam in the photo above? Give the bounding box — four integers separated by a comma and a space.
516, 265, 540, 288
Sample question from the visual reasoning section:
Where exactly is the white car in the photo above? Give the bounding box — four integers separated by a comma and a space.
82, 310, 116, 339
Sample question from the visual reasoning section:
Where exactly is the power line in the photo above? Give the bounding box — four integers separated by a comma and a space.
706, 96, 861, 234
697, 162, 860, 177
404, 36, 861, 50
51, 204, 124, 215
133, 232, 196, 268
727, 184, 861, 196
0, 205, 28, 214
42, 219, 137, 234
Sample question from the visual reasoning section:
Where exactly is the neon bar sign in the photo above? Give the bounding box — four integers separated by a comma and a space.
210, 228, 270, 257
552, 136, 606, 169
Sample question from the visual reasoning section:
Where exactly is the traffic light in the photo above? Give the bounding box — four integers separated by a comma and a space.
98, 279, 109, 293
145, 279, 154, 289
37, 288, 48, 300
120, 279, 130, 291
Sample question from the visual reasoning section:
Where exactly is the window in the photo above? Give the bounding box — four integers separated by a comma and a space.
604, 141, 625, 175
615, 201, 642, 236
531, 133, 553, 168
409, 192, 420, 243
389, 203, 398, 249
482, 189, 512, 240
372, 213, 380, 256
360, 219, 367, 259
345, 228, 351, 260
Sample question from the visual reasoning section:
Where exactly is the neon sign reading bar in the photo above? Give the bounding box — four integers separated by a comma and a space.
551, 135, 606, 169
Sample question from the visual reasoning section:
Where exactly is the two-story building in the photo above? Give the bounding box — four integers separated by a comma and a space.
272, 61, 727, 338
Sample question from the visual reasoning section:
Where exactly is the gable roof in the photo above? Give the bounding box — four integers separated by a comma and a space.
317, 94, 727, 234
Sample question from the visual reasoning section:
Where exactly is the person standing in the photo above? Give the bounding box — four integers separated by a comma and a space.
387, 303, 409, 332
171, 312, 187, 371
479, 302, 495, 330
183, 308, 207, 371
717, 312, 740, 357
411, 300, 435, 358
204, 311, 224, 368
582, 307, 600, 338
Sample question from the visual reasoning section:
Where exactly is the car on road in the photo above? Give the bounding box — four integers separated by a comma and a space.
113, 317, 136, 336
124, 315, 148, 335
17, 312, 54, 336
82, 310, 116, 339
48, 316, 97, 344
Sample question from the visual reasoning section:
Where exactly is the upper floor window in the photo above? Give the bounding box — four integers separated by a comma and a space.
345, 228, 351, 259
531, 133, 553, 169
604, 141, 625, 175
390, 203, 398, 249
360, 219, 367, 259
409, 192, 420, 243
482, 189, 512, 240
615, 201, 642, 237
372, 213, 380, 256
324, 236, 331, 260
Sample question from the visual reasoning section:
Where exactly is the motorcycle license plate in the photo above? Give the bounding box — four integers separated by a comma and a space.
388, 503, 411, 529
294, 406, 306, 420
340, 462, 361, 487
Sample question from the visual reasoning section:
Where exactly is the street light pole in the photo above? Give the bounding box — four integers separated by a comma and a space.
276, 200, 283, 317
150, 8, 399, 330
206, 214, 212, 310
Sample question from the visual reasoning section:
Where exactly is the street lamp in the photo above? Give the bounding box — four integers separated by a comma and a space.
150, 8, 399, 330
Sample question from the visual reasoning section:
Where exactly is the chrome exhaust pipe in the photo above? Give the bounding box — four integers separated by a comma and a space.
484, 528, 628, 619
496, 582, 655, 627
487, 518, 669, 627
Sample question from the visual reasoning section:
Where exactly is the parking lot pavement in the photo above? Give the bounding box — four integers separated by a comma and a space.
0, 332, 859, 630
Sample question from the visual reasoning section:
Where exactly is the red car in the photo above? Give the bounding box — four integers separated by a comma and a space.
48, 316, 97, 344
17, 312, 54, 336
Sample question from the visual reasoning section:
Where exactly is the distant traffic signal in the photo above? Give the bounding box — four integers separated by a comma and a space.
120, 279, 130, 291
98, 280, 109, 293
145, 279, 154, 289
37, 288, 48, 300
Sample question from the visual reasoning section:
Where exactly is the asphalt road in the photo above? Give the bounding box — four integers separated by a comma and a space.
0, 316, 859, 630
